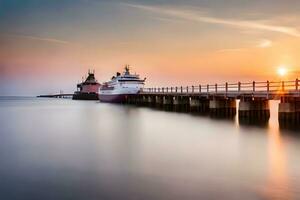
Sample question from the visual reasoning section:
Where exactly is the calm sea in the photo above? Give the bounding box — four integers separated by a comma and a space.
1, 97, 300, 200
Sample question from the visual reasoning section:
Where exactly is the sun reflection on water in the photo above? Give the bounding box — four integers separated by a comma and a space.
259, 102, 292, 200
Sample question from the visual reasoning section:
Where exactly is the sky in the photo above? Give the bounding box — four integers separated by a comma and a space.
1, 0, 300, 95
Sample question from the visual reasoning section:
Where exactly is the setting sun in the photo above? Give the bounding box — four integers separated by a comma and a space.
277, 66, 287, 77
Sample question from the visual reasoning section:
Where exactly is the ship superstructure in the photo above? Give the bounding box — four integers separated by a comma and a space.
72, 70, 101, 100
99, 65, 146, 103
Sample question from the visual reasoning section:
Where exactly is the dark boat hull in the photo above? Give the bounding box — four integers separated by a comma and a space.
98, 94, 128, 103
72, 92, 99, 100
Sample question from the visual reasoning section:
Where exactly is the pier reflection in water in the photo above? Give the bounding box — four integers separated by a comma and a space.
238, 101, 296, 199
0, 97, 300, 200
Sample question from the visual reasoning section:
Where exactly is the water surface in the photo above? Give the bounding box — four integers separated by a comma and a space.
1, 97, 300, 199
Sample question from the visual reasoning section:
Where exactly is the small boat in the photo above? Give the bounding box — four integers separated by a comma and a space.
98, 65, 146, 103
72, 70, 101, 100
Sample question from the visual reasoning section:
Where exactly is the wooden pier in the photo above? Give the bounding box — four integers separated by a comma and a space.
125, 79, 300, 127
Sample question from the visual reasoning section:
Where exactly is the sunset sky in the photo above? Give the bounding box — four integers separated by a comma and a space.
1, 0, 300, 95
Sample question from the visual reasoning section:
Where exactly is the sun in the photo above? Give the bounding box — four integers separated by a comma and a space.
277, 66, 287, 77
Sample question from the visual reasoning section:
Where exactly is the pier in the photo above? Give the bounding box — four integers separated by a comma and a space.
37, 94, 73, 98
126, 79, 300, 126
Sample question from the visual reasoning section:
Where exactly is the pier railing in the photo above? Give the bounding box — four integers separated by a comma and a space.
141, 79, 300, 98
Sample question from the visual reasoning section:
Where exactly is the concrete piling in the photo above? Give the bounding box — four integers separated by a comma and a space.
209, 98, 236, 118
238, 98, 270, 124
146, 95, 155, 106
278, 97, 300, 128
189, 97, 201, 113
155, 95, 163, 108
173, 96, 190, 112
163, 96, 173, 110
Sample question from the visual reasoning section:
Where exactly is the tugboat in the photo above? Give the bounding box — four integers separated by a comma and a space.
98, 65, 146, 103
72, 70, 101, 100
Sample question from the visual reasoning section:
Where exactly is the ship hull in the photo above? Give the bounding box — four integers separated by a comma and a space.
72, 92, 99, 100
98, 94, 128, 103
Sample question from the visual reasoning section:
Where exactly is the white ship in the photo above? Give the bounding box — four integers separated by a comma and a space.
99, 65, 146, 103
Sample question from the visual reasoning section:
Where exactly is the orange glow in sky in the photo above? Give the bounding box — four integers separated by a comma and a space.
1, 0, 300, 95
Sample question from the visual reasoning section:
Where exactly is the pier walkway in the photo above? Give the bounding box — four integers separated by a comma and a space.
141, 79, 300, 99
37, 94, 73, 98
125, 79, 300, 127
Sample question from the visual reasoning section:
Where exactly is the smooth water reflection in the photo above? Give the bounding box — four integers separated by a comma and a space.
0, 97, 300, 199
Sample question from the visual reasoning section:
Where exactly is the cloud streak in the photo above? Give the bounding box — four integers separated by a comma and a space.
257, 39, 272, 48
3, 34, 69, 44
216, 48, 246, 53
125, 3, 300, 37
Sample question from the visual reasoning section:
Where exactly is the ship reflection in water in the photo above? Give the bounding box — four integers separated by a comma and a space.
1, 97, 300, 200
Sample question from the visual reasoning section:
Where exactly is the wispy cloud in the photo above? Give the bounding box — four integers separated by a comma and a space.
151, 16, 184, 23
216, 39, 273, 52
125, 3, 300, 37
216, 48, 246, 53
2, 34, 69, 45
257, 39, 272, 48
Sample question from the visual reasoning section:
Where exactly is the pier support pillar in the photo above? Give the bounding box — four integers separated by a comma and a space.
147, 95, 155, 106
190, 97, 209, 113
135, 95, 142, 105
163, 96, 173, 110
163, 96, 172, 105
155, 96, 163, 107
190, 97, 200, 112
278, 97, 300, 129
125, 95, 134, 104
173, 96, 189, 112
141, 95, 148, 106
239, 98, 270, 124
209, 98, 236, 117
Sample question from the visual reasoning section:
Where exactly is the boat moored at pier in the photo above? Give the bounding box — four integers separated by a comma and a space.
72, 70, 101, 100
99, 65, 146, 103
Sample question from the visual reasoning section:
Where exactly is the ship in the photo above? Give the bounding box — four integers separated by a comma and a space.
98, 65, 146, 103
72, 70, 101, 100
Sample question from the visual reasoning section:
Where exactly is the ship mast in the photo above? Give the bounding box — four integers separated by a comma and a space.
125, 64, 130, 75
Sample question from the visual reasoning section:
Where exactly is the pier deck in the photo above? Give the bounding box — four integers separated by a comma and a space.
140, 80, 300, 99
37, 94, 73, 98
126, 79, 300, 127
